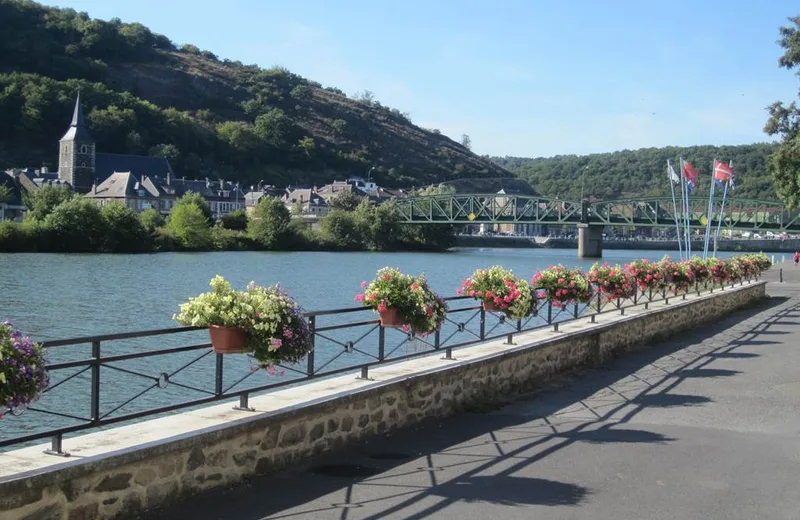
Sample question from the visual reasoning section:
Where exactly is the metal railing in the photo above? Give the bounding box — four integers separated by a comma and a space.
0, 276, 759, 456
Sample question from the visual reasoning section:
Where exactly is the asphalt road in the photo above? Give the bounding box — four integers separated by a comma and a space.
143, 265, 800, 520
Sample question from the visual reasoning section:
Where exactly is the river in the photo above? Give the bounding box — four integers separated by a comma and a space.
0, 248, 741, 445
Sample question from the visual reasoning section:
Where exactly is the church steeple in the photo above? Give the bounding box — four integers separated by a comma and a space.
58, 92, 96, 193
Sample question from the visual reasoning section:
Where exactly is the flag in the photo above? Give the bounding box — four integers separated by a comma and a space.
686, 180, 695, 193
683, 161, 699, 183
714, 160, 733, 183
668, 163, 680, 184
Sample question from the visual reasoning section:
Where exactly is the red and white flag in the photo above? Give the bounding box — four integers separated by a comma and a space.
713, 160, 733, 183
682, 161, 699, 183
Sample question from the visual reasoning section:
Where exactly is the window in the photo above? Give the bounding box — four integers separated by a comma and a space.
80, 145, 88, 154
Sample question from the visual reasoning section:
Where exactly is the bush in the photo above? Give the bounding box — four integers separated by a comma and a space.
167, 202, 212, 250
248, 196, 290, 249
101, 203, 151, 253
0, 221, 25, 252
43, 196, 105, 252
220, 209, 248, 231
139, 208, 165, 233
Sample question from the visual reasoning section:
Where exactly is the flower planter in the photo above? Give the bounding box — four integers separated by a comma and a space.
483, 300, 500, 312
208, 325, 248, 354
379, 308, 405, 328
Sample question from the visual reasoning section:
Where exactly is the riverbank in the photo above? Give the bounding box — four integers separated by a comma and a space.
455, 235, 800, 253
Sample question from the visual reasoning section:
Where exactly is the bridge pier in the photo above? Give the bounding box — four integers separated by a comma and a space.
578, 224, 603, 258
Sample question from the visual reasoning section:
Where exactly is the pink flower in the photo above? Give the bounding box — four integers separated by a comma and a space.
382, 273, 392, 280
558, 278, 565, 284
271, 338, 282, 349
354, 293, 365, 302
283, 328, 294, 339
402, 324, 411, 333
456, 288, 463, 296
410, 282, 420, 291
377, 303, 388, 312
360, 281, 367, 288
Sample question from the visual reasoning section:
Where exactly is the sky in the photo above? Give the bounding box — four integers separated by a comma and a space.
38, 0, 800, 158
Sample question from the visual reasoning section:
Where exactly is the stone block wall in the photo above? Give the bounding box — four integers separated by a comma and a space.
1, 282, 766, 520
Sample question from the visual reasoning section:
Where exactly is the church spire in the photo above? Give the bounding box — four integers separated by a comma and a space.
70, 91, 86, 128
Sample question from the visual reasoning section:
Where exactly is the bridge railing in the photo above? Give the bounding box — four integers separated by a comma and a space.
0, 276, 759, 455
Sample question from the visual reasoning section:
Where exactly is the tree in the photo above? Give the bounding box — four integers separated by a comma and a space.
43, 196, 105, 252
23, 185, 73, 221
766, 16, 800, 208
220, 209, 248, 230
319, 209, 361, 250
176, 192, 212, 222
248, 196, 290, 249
460, 134, 472, 150
0, 185, 12, 205
331, 119, 348, 137
254, 108, 294, 148
290, 84, 312, 101
297, 136, 315, 157
329, 190, 362, 211
139, 208, 165, 233
101, 202, 151, 252
167, 200, 212, 250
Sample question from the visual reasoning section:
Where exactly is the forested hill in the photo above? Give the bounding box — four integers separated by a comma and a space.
0, 0, 512, 188
491, 143, 779, 201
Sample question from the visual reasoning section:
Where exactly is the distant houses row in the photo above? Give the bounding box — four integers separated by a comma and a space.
0, 94, 407, 223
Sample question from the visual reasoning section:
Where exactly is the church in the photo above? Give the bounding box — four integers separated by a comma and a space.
57, 93, 173, 192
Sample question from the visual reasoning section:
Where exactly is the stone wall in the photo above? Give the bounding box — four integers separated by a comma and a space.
0, 281, 766, 520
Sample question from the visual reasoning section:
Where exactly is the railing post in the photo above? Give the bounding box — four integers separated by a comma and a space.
379, 323, 386, 360
214, 353, 224, 397
479, 306, 486, 340
307, 316, 316, 376
433, 328, 440, 350
233, 393, 255, 412
44, 433, 69, 457
780, 268, 783, 283
90, 341, 101, 424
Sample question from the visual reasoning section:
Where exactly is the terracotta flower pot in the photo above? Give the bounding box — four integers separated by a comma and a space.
483, 300, 500, 312
379, 308, 405, 328
208, 325, 248, 354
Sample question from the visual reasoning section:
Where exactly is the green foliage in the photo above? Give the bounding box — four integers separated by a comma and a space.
139, 207, 165, 233
176, 191, 212, 221
220, 209, 248, 230
493, 143, 779, 201
765, 16, 800, 208
42, 196, 105, 252
319, 210, 362, 250
211, 226, 253, 250
0, 185, 12, 204
329, 190, 362, 211
23, 185, 72, 221
248, 196, 290, 249
167, 199, 212, 250
100, 202, 151, 252
459, 266, 533, 320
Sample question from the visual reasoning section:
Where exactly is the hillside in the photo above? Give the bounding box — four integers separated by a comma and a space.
491, 143, 779, 201
0, 0, 514, 189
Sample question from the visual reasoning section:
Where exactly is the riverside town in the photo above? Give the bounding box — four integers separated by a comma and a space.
3, 2, 800, 519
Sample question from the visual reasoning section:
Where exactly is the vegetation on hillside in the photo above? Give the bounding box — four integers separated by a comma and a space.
0, 0, 511, 188
765, 15, 800, 208
0, 187, 454, 253
491, 143, 779, 201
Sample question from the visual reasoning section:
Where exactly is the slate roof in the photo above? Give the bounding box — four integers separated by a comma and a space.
94, 153, 172, 183
59, 93, 93, 142
88, 172, 154, 199
284, 188, 327, 206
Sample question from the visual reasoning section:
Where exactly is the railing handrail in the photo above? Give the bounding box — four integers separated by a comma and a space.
1, 276, 761, 455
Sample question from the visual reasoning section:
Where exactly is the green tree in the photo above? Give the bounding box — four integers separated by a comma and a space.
149, 143, 181, 166
331, 119, 348, 137
290, 84, 312, 101
220, 209, 248, 230
23, 185, 73, 221
766, 16, 800, 208
248, 196, 290, 249
329, 190, 362, 211
101, 202, 151, 252
353, 199, 401, 250
139, 207, 165, 233
43, 196, 105, 252
460, 134, 472, 150
297, 136, 315, 157
0, 185, 12, 204
319, 209, 362, 250
167, 200, 212, 250
254, 108, 294, 147
176, 191, 212, 221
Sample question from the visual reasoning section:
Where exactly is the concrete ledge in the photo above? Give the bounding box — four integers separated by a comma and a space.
0, 281, 767, 519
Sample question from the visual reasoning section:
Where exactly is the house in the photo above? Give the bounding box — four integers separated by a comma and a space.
283, 188, 329, 217
314, 180, 369, 204
86, 173, 246, 219
0, 172, 26, 221
244, 185, 284, 215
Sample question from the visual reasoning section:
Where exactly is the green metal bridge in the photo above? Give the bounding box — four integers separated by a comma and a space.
395, 194, 800, 232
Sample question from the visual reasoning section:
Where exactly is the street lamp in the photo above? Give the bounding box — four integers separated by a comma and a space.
581, 166, 589, 202
367, 167, 375, 183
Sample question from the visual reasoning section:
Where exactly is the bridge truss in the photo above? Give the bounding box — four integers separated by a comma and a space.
395, 194, 800, 232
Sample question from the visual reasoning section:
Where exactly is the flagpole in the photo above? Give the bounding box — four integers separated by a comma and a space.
712, 160, 733, 257
680, 158, 691, 258
703, 160, 717, 259
667, 159, 684, 260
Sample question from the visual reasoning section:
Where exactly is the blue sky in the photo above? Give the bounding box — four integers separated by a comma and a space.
39, 0, 800, 157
